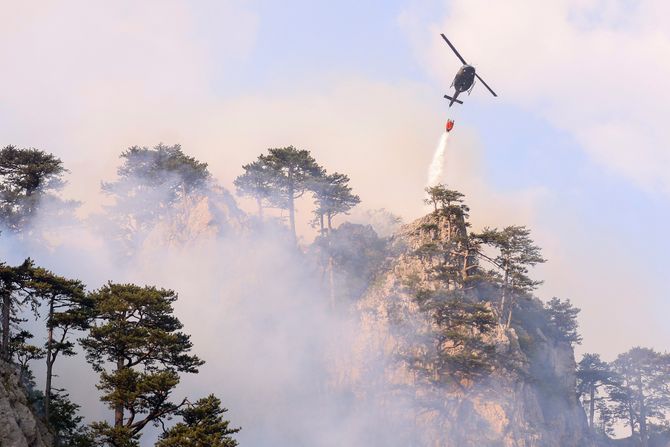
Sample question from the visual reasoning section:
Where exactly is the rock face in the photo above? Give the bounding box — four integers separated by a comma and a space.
344, 211, 592, 447
0, 361, 53, 447
142, 188, 246, 250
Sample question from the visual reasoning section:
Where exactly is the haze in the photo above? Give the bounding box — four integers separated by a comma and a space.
1, 0, 668, 364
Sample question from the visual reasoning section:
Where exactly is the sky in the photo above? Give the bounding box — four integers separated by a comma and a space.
1, 0, 669, 365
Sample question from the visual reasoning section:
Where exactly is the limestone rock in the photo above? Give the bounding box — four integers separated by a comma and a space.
0, 361, 53, 447
341, 211, 592, 447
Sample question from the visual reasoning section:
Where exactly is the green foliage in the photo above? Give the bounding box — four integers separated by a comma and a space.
259, 146, 323, 203
49, 391, 95, 447
0, 258, 37, 361
544, 297, 582, 345
0, 145, 68, 232
29, 266, 91, 419
577, 353, 614, 432
424, 184, 465, 211
9, 329, 45, 381
89, 422, 139, 447
156, 394, 240, 447
410, 289, 497, 385
241, 146, 323, 237
310, 172, 360, 232
472, 225, 545, 326
234, 159, 274, 217
80, 283, 204, 444
101, 144, 211, 253
472, 225, 545, 294
606, 347, 670, 443
106, 144, 209, 194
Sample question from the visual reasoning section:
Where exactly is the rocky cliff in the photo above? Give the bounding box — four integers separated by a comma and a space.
344, 210, 592, 447
0, 361, 53, 447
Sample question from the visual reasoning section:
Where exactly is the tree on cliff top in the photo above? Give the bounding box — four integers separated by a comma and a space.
260, 146, 323, 240
424, 184, 465, 213
0, 259, 36, 361
545, 297, 582, 346
80, 283, 204, 446
472, 225, 545, 327
101, 144, 211, 254
234, 159, 274, 219
310, 172, 360, 234
0, 145, 73, 233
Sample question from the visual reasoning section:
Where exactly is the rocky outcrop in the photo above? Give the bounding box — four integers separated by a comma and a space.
0, 361, 53, 447
343, 211, 592, 447
142, 187, 246, 250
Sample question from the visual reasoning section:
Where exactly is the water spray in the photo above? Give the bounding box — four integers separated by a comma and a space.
427, 131, 449, 187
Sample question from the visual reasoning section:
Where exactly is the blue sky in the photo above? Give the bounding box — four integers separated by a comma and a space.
2, 2, 670, 444
226, 0, 670, 357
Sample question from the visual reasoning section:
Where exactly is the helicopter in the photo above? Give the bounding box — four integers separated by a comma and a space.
441, 33, 497, 107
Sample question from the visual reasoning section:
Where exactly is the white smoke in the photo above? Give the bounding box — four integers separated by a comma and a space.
0, 189, 419, 447
427, 132, 449, 187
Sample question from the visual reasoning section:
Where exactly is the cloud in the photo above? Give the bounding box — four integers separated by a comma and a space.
0, 0, 541, 234
406, 0, 670, 194
0, 0, 258, 213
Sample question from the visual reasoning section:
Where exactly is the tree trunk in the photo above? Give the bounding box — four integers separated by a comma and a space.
628, 401, 636, 439
638, 374, 648, 447
500, 262, 510, 327
460, 247, 469, 284
288, 169, 296, 241
1, 291, 10, 361
44, 300, 55, 420
327, 212, 333, 232
589, 386, 595, 430
115, 357, 124, 427
328, 256, 335, 309
256, 197, 264, 220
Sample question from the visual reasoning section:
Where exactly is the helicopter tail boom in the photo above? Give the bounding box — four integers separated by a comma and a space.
443, 94, 463, 107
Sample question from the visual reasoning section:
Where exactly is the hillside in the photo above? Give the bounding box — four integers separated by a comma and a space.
338, 210, 592, 446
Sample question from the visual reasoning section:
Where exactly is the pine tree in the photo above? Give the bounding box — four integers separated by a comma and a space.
101, 144, 210, 253
0, 259, 36, 360
80, 283, 204, 446
0, 145, 69, 232
411, 289, 497, 385
424, 184, 466, 213
9, 329, 44, 383
234, 159, 274, 219
48, 391, 95, 447
29, 267, 90, 420
545, 297, 582, 345
577, 353, 614, 432
472, 226, 545, 327
256, 146, 324, 239
156, 394, 240, 447
310, 172, 360, 233
607, 347, 670, 447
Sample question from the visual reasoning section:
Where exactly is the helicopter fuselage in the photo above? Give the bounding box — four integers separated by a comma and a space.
453, 65, 476, 93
